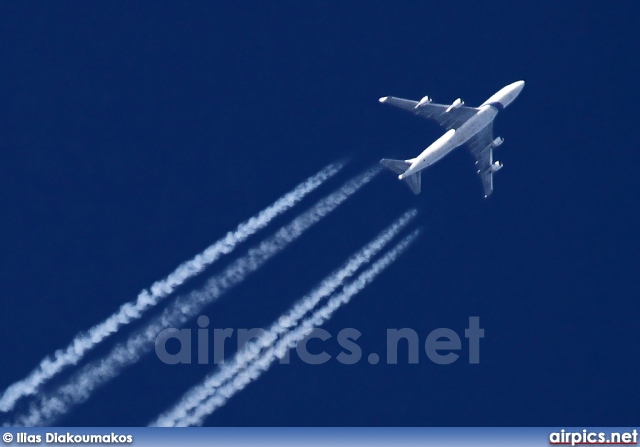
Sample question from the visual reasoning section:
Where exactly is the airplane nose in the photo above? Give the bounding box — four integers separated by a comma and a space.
506, 80, 525, 100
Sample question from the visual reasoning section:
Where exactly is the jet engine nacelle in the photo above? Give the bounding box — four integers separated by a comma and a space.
492, 136, 504, 148
491, 161, 503, 173
415, 95, 432, 108
445, 98, 464, 113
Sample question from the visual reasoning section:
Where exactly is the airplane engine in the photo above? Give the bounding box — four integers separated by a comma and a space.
415, 95, 432, 108
492, 136, 504, 148
445, 98, 464, 113
491, 161, 503, 173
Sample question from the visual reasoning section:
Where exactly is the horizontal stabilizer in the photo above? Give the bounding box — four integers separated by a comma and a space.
380, 158, 410, 175
380, 159, 421, 194
403, 172, 421, 195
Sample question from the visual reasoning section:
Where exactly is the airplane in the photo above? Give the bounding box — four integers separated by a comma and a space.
378, 80, 525, 197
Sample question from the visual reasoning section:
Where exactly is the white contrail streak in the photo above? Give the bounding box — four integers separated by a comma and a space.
14, 168, 378, 426
0, 163, 342, 414
166, 229, 419, 427
151, 210, 417, 427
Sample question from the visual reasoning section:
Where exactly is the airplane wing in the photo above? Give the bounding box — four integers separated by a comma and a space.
379, 96, 479, 130
465, 122, 495, 197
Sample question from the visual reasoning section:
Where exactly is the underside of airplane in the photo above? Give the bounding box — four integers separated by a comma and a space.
378, 80, 524, 197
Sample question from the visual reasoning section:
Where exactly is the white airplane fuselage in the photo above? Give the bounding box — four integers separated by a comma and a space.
398, 80, 524, 180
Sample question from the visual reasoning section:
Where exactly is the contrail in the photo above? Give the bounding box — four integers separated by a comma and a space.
159, 230, 419, 427
151, 210, 417, 427
13, 168, 379, 426
0, 163, 342, 413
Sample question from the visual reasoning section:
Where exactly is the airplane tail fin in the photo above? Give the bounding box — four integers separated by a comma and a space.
380, 159, 422, 194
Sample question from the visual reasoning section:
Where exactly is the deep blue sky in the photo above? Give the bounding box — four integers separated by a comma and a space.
1, 2, 638, 426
